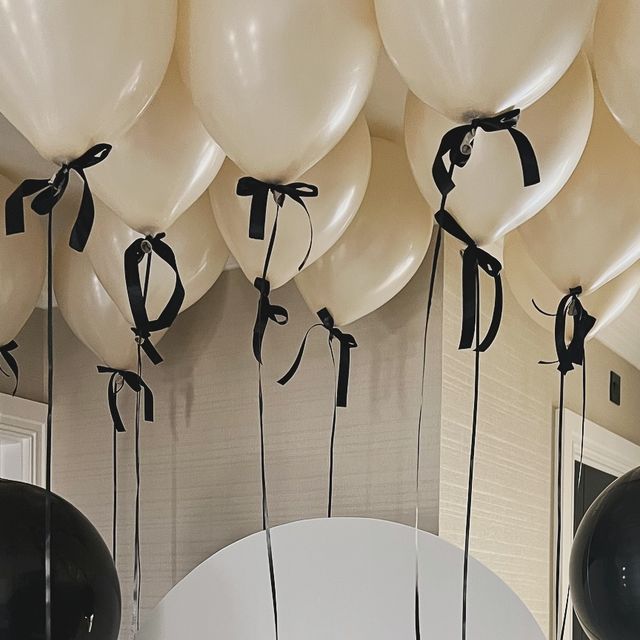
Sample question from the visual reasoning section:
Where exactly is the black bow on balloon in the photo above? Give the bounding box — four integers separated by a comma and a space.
5, 144, 111, 252
535, 287, 596, 375
435, 209, 503, 352
278, 307, 357, 407
0, 340, 19, 396
124, 233, 185, 365
432, 110, 540, 198
252, 277, 289, 365
236, 177, 318, 271
97, 366, 154, 433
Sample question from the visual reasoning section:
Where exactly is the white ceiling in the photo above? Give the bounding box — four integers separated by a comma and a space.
0, 48, 638, 369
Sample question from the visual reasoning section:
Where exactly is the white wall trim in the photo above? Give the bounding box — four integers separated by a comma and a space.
0, 392, 47, 486
556, 408, 640, 638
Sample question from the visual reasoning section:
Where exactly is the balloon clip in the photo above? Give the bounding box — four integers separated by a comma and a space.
134, 335, 145, 346
114, 373, 125, 392
140, 239, 153, 255
460, 129, 476, 156
272, 190, 286, 208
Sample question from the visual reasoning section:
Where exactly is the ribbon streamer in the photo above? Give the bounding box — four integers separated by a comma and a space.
97, 367, 154, 434
124, 233, 185, 364
277, 307, 357, 515
5, 144, 111, 252
534, 288, 595, 639
253, 277, 289, 364
431, 110, 540, 199
435, 209, 503, 352
0, 340, 19, 396
236, 176, 318, 271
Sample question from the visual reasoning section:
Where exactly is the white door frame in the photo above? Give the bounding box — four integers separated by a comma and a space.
0, 392, 47, 486
556, 408, 640, 638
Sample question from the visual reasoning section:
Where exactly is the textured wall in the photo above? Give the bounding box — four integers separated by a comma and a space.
14, 233, 638, 638
49, 253, 443, 635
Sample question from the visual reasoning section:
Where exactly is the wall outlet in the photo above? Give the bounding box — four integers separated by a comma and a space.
610, 371, 621, 406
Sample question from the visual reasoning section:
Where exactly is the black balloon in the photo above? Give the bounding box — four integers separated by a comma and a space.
0, 479, 121, 639
570, 466, 640, 640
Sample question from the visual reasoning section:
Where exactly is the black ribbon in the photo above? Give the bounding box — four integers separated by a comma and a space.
0, 340, 19, 396
534, 289, 594, 639
97, 366, 154, 433
435, 209, 503, 352
432, 110, 540, 199
5, 144, 111, 252
252, 277, 289, 365
124, 233, 185, 365
236, 177, 318, 271
278, 308, 356, 408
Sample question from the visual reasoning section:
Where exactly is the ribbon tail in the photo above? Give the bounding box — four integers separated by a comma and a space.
508, 129, 540, 187
477, 274, 503, 353
253, 308, 266, 365
277, 326, 320, 386
5, 179, 49, 235
459, 252, 478, 350
249, 187, 269, 240
336, 341, 352, 408
1, 342, 19, 396
107, 377, 127, 433
139, 338, 164, 366
141, 383, 154, 423
69, 170, 95, 252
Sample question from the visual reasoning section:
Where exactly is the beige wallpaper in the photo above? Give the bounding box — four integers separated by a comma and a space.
12, 235, 640, 638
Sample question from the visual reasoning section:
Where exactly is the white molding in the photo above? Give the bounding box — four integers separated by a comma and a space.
0, 392, 47, 486
555, 408, 640, 638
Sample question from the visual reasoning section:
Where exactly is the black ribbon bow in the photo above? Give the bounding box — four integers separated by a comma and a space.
540, 287, 596, 375
278, 307, 357, 407
0, 340, 19, 396
252, 277, 289, 365
236, 177, 319, 271
432, 110, 540, 199
97, 366, 154, 433
435, 209, 503, 352
5, 144, 112, 252
124, 233, 185, 365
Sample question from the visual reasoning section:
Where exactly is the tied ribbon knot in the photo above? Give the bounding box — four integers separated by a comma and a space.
278, 308, 357, 407
435, 209, 503, 352
236, 177, 318, 271
97, 366, 154, 433
5, 143, 112, 252
432, 109, 540, 198
0, 340, 19, 396
124, 233, 185, 365
536, 287, 596, 375
253, 277, 289, 365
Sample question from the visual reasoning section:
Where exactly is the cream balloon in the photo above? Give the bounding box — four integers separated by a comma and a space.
0, 1, 176, 163
405, 54, 594, 246
594, 0, 640, 145
178, 0, 380, 182
210, 115, 371, 290
87, 194, 228, 326
90, 57, 225, 234
0, 176, 46, 345
504, 231, 640, 340
518, 91, 640, 294
295, 138, 432, 326
54, 234, 165, 371
374, 0, 597, 122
